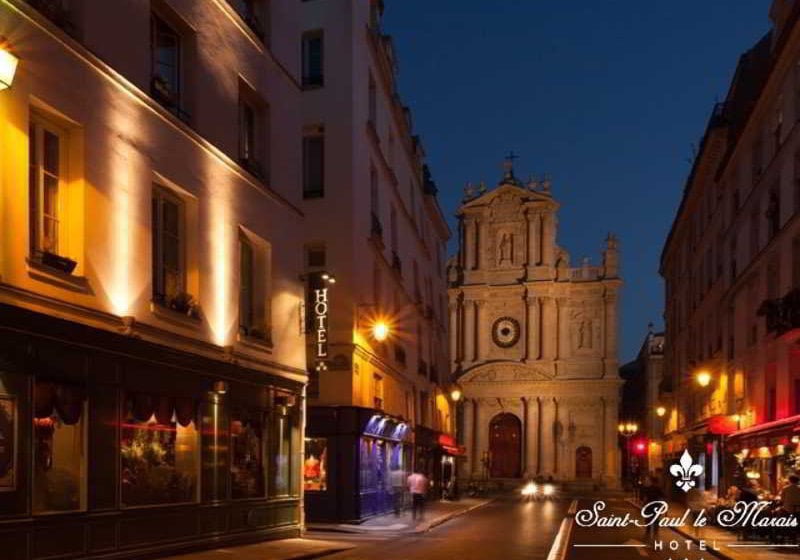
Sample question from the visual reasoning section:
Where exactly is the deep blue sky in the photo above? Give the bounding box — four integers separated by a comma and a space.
384, 1, 770, 362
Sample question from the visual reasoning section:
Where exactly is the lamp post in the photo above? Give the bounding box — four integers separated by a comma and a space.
618, 422, 639, 488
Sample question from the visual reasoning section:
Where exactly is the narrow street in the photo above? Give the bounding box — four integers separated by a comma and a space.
307, 496, 569, 560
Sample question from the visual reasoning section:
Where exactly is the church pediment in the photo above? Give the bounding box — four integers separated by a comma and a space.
458, 362, 554, 384
460, 184, 553, 211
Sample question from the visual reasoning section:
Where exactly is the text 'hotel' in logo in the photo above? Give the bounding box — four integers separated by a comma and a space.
669, 450, 704, 492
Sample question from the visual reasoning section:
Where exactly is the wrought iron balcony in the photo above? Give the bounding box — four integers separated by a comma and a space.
759, 288, 800, 336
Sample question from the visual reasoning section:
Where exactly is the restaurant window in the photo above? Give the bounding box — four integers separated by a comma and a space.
303, 131, 325, 198
270, 398, 294, 496
301, 31, 323, 88
151, 13, 185, 119
29, 114, 66, 257
303, 437, 327, 491
152, 187, 186, 308
33, 381, 86, 513
231, 409, 265, 499
121, 393, 198, 507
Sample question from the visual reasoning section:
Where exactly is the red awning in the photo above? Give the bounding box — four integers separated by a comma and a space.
726, 414, 800, 451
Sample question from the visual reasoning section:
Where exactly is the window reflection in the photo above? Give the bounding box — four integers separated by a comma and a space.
33, 381, 86, 513
231, 409, 264, 499
121, 393, 198, 507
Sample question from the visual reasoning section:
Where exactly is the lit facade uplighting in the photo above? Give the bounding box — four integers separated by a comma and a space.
0, 46, 19, 90
696, 370, 712, 387
655, 405, 666, 417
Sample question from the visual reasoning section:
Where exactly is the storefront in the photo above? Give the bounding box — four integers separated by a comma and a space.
0, 304, 303, 560
726, 415, 800, 498
415, 427, 465, 499
304, 406, 411, 522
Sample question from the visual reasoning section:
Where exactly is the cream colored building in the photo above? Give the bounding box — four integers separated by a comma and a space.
448, 164, 622, 487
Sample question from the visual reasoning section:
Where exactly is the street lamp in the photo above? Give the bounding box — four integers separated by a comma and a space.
0, 43, 19, 90
449, 385, 462, 403
696, 370, 712, 387
655, 406, 667, 418
618, 422, 639, 485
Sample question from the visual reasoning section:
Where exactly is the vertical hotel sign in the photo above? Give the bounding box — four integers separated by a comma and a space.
313, 282, 329, 361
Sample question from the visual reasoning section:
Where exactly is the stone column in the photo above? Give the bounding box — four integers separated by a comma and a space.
478, 218, 488, 270
542, 213, 556, 266
476, 300, 488, 361
528, 397, 540, 475
542, 297, 557, 361
449, 300, 460, 368
540, 397, 556, 477
464, 299, 475, 366
525, 210, 539, 266
463, 398, 475, 476
556, 297, 570, 361
525, 295, 540, 361
464, 218, 476, 270
475, 399, 489, 478
604, 291, 618, 361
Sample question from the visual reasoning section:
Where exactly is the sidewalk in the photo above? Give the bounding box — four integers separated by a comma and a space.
628, 498, 800, 560
307, 498, 492, 534
161, 538, 353, 560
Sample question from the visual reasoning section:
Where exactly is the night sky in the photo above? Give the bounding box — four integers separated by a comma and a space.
384, 1, 770, 362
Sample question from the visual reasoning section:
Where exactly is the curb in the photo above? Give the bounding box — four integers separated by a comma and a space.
414, 499, 494, 533
308, 500, 493, 535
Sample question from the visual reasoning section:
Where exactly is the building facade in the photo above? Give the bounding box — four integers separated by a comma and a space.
0, 1, 308, 558
448, 164, 622, 488
660, 0, 800, 499
297, 0, 455, 522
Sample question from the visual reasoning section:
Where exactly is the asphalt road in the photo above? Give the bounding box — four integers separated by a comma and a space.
307, 496, 570, 560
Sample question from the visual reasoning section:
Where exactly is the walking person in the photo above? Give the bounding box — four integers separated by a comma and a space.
407, 470, 429, 522
390, 467, 406, 516
640, 475, 664, 542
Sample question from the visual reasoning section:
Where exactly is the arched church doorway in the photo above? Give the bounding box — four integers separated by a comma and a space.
489, 413, 521, 478
575, 446, 592, 479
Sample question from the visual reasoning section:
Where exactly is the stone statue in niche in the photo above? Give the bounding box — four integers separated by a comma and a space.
499, 232, 513, 266
571, 307, 603, 353
577, 320, 592, 349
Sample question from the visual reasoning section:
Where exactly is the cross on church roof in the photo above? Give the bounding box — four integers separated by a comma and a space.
503, 151, 519, 181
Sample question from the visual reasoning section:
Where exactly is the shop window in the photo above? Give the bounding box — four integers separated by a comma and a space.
33, 381, 86, 513
121, 393, 198, 507
231, 409, 265, 499
303, 437, 327, 491
270, 400, 294, 496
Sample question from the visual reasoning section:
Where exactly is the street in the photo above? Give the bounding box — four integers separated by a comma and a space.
307, 496, 569, 560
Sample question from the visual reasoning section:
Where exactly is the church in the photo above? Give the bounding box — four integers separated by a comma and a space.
447, 160, 622, 488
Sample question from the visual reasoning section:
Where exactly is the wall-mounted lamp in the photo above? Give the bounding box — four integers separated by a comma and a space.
0, 44, 18, 90
449, 386, 463, 402
696, 370, 712, 388
212, 380, 229, 394
655, 405, 667, 418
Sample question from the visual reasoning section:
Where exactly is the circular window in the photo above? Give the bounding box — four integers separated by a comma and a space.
491, 317, 521, 348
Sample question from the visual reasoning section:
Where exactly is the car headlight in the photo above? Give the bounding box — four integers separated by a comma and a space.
543, 484, 555, 496
521, 482, 537, 496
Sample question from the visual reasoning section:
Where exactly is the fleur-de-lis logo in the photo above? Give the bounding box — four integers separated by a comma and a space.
669, 450, 704, 492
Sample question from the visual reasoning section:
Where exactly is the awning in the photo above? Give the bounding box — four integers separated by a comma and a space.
726, 414, 800, 452
438, 434, 466, 456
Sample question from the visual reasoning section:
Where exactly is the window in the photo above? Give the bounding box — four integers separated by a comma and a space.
239, 230, 271, 341
151, 14, 183, 116
29, 115, 65, 257
270, 398, 295, 496
749, 210, 759, 260
303, 132, 324, 198
774, 104, 784, 152
121, 393, 199, 506
302, 31, 323, 88
303, 438, 328, 491
152, 187, 186, 307
239, 235, 255, 334
752, 139, 763, 180
767, 187, 781, 238
231, 409, 265, 499
229, 0, 266, 40
33, 381, 86, 513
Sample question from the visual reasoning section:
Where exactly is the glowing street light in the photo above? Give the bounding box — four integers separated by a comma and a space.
372, 319, 389, 342
450, 386, 462, 402
696, 370, 712, 387
0, 45, 18, 90
656, 406, 667, 418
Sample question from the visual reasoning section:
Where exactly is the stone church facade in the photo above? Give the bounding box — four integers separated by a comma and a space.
448, 166, 622, 487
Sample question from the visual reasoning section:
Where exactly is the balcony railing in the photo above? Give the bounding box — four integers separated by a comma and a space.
759, 288, 800, 336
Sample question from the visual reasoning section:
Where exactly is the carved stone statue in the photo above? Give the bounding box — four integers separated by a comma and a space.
499, 232, 513, 265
